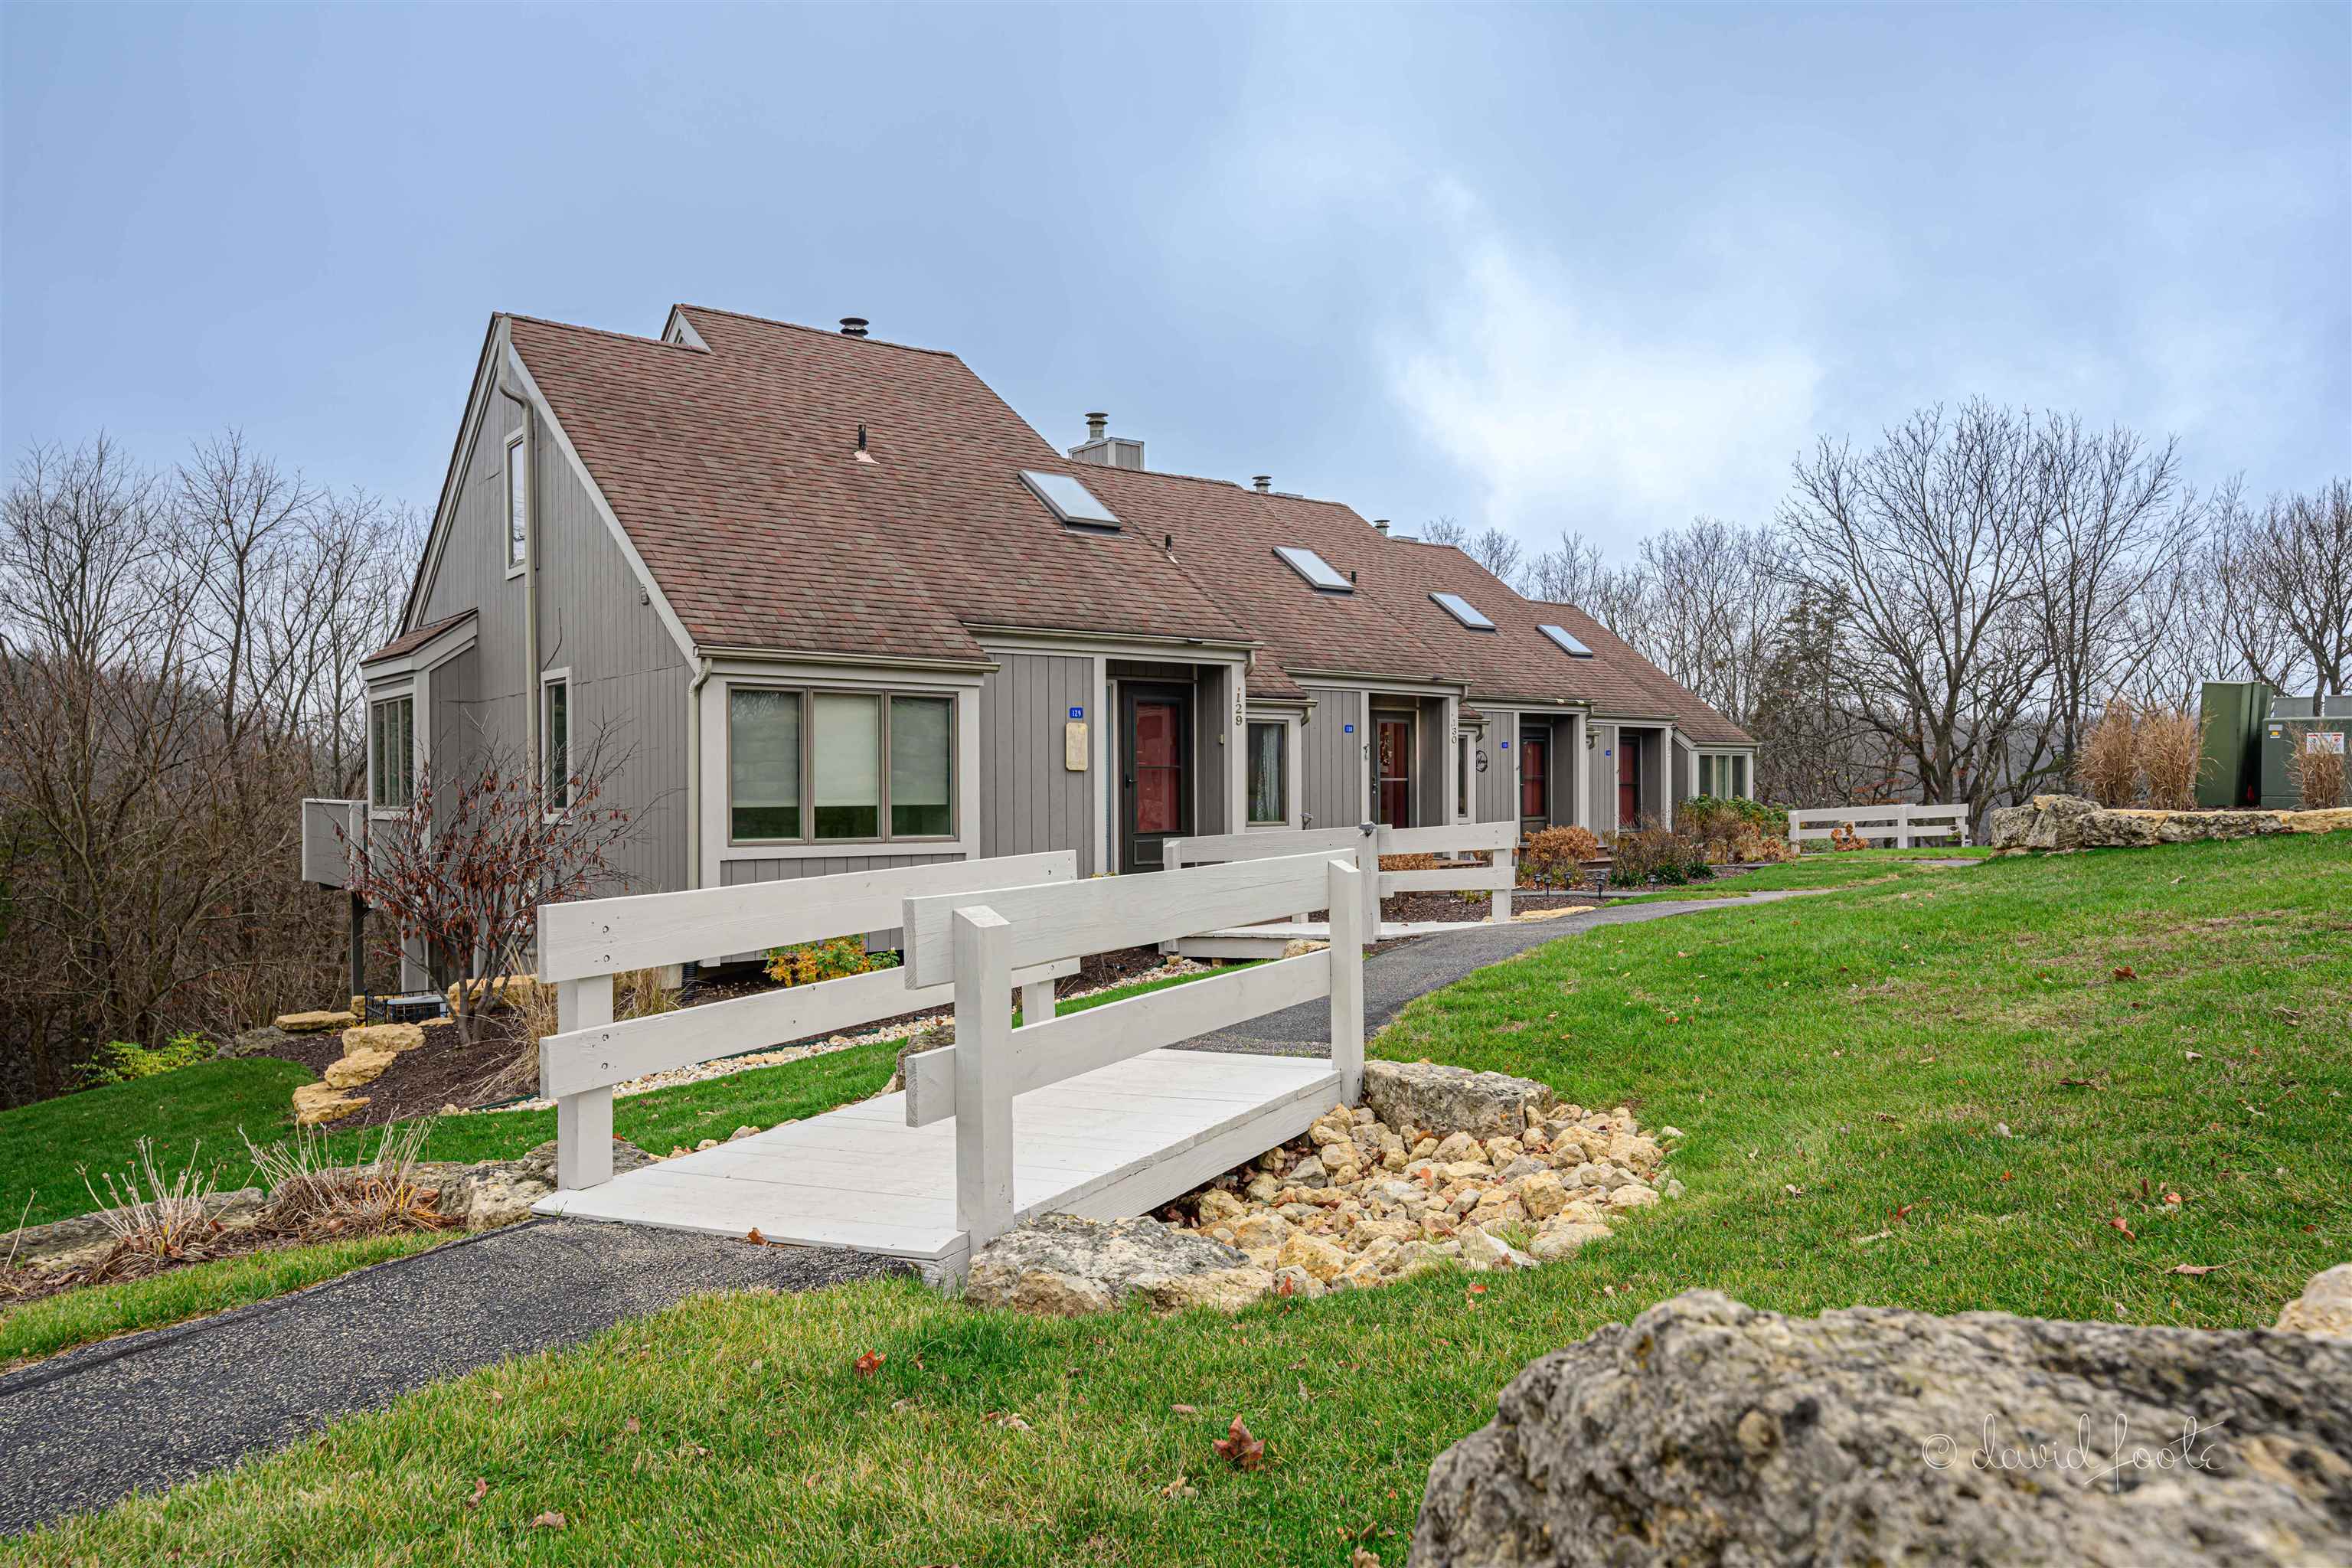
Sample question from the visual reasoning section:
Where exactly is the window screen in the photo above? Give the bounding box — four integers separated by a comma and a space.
812, 694, 882, 839
729, 688, 802, 840
890, 696, 953, 837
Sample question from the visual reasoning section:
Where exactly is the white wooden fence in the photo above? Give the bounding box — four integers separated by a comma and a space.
1164, 819, 1516, 934
894, 850, 1366, 1251
537, 852, 1082, 1193
1787, 803, 1971, 848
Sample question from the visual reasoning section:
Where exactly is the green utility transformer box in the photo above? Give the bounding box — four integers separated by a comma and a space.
2259, 694, 2352, 809
2197, 681, 2272, 808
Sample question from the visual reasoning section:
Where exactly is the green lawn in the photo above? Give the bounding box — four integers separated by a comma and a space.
14, 835, 2349, 1566
0, 1057, 315, 1228
2, 1232, 453, 1369
1606, 845, 1993, 903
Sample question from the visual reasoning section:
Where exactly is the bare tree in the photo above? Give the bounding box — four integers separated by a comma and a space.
2220, 479, 2352, 697
1779, 402, 2055, 821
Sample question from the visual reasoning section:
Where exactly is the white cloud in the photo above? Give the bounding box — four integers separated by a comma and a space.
1383, 194, 1823, 547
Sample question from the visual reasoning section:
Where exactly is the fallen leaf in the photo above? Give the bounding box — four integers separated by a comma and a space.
532, 1511, 567, 1530
623, 1416, 641, 1433
746, 1227, 766, 1245
2164, 1192, 2183, 1206
1465, 1283, 1487, 1296
988, 1411, 1032, 1432
2168, 1262, 2222, 1277
1853, 1230, 1893, 1246
1171, 1403, 1199, 1415
854, 1351, 885, 1377
463, 1478, 488, 1510
485, 1390, 504, 1406
1352, 1549, 1382, 1567
2186, 1050, 2203, 1061
1160, 1474, 1197, 1499
1211, 1415, 1266, 1471
2109, 1217, 2138, 1240
2112, 966, 2138, 981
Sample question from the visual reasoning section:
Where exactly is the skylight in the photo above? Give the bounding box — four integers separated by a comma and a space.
1538, 623, 1595, 658
1019, 470, 1121, 529
1274, 545, 1352, 593
1431, 591, 1495, 630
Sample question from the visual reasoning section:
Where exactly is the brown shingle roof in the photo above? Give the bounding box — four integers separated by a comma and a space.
1519, 596, 1755, 744
362, 609, 475, 665
508, 308, 1251, 662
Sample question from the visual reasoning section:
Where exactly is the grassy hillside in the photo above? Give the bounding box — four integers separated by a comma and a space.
15, 833, 2349, 1566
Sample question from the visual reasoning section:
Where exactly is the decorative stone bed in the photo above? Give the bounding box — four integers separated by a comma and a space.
964, 1061, 1679, 1315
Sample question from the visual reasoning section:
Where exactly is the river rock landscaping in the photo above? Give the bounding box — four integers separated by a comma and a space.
962, 1060, 1679, 1314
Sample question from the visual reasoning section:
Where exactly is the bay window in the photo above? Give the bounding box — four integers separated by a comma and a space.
1246, 720, 1286, 825
369, 694, 414, 809
728, 684, 955, 844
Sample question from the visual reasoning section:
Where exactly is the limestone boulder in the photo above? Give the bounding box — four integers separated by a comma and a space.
1989, 793, 2301, 853
273, 1009, 358, 1034
1364, 1060, 1557, 1142
339, 1022, 425, 1057
292, 1083, 368, 1125
1526, 1220, 1612, 1262
323, 1046, 400, 1089
2276, 1263, 2352, 1338
1411, 1290, 2352, 1568
963, 1214, 1273, 1316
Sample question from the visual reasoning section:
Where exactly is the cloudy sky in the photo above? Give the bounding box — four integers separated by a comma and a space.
3, 2, 2344, 559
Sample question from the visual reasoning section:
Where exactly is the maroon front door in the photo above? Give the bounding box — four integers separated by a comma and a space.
1618, 739, 1639, 828
1121, 684, 1191, 871
1375, 717, 1413, 828
1520, 733, 1549, 822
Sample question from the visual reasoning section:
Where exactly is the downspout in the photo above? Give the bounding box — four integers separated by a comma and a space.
685, 655, 713, 889
496, 325, 540, 789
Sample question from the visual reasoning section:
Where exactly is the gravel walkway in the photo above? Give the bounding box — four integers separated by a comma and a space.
0, 887, 1818, 1537
0, 1220, 912, 1536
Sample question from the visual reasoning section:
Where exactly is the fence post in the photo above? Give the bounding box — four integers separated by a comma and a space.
1020, 978, 1057, 1028
1361, 822, 1382, 939
1896, 805, 1913, 851
952, 905, 1016, 1251
1490, 846, 1513, 923
1328, 857, 1365, 1105
553, 974, 615, 1191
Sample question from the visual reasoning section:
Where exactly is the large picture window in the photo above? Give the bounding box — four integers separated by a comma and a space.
1246, 720, 1286, 825
369, 694, 414, 809
727, 685, 956, 844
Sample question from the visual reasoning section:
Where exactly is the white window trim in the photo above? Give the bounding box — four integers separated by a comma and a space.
367, 680, 420, 818
721, 679, 960, 849
1454, 731, 1474, 821
541, 667, 573, 818
503, 430, 528, 580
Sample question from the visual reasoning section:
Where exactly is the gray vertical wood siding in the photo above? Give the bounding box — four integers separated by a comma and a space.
417, 388, 691, 896
1197, 665, 1234, 838
978, 652, 1095, 878
1671, 733, 1697, 805
1474, 712, 1515, 825
1589, 722, 1619, 830
1299, 686, 1365, 830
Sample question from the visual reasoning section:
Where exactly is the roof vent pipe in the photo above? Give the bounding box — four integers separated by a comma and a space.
1253, 475, 1272, 493
838, 317, 869, 338
1373, 518, 1390, 534
1086, 411, 1108, 439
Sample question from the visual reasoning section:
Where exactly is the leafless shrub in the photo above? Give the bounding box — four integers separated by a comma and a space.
2283, 725, 2348, 809
79, 1138, 219, 1259
243, 1119, 452, 1236
2076, 701, 2141, 806
2135, 706, 2203, 811
1521, 825, 1601, 889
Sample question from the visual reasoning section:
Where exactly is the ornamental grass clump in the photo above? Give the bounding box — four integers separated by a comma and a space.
2135, 705, 2204, 811
2076, 701, 2140, 807
2284, 724, 2348, 809
241, 1120, 453, 1238
79, 1138, 219, 1263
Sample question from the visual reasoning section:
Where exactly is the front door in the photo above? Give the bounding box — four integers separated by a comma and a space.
1617, 737, 1639, 828
1521, 732, 1550, 825
1375, 717, 1414, 829
1120, 684, 1191, 872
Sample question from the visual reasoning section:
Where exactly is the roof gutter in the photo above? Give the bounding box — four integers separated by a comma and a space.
695, 645, 1001, 675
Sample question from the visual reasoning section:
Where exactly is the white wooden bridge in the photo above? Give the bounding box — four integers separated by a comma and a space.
530, 823, 1515, 1279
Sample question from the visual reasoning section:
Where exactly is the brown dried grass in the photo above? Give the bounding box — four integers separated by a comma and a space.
2076, 701, 2140, 807
241, 1119, 454, 1236
2135, 705, 2203, 811
1519, 826, 1601, 888
2284, 725, 2348, 809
